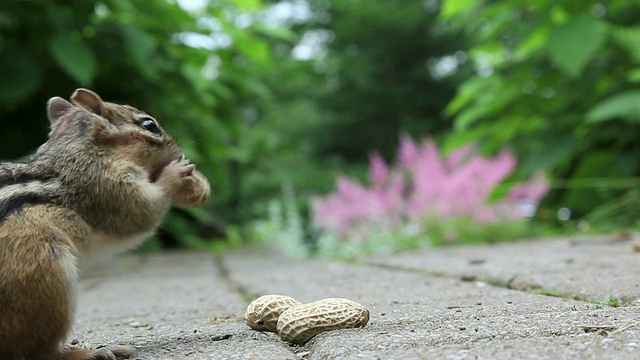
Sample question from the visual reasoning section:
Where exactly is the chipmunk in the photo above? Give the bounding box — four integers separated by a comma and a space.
0, 89, 210, 360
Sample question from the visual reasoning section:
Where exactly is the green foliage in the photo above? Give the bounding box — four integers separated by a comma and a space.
586, 90, 640, 123
441, 0, 640, 226
251, 185, 538, 260
251, 185, 311, 258
13, 0, 637, 251
313, 217, 535, 260
239, 0, 471, 232
605, 297, 622, 307
49, 34, 97, 85
0, 0, 283, 246
308, 0, 470, 162
546, 17, 606, 78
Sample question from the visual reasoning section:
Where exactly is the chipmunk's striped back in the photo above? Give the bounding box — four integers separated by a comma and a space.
0, 161, 63, 224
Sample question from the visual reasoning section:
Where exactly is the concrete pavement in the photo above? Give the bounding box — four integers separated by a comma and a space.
73, 235, 640, 359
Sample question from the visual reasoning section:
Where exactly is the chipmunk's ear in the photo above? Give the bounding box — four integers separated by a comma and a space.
71, 88, 103, 115
47, 97, 74, 125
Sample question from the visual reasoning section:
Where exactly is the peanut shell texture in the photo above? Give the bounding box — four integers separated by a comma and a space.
276, 298, 370, 344
245, 295, 302, 332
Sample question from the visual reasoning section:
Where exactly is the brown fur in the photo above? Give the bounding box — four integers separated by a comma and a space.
0, 89, 210, 359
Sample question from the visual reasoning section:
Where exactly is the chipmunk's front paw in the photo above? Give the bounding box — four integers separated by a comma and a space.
173, 169, 210, 207
156, 159, 194, 196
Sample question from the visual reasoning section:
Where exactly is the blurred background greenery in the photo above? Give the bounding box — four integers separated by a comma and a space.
2, 0, 640, 254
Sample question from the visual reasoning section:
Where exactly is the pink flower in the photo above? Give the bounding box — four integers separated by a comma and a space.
507, 172, 550, 204
398, 134, 420, 170
369, 152, 389, 189
312, 136, 550, 239
445, 144, 474, 170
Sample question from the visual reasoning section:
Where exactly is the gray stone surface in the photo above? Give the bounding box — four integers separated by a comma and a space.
75, 252, 297, 359
70, 236, 640, 359
368, 235, 640, 304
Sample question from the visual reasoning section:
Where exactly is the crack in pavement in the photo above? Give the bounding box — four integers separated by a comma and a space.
363, 260, 626, 307
213, 253, 252, 302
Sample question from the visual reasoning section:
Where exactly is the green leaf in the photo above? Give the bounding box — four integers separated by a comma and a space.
443, 122, 491, 153
627, 68, 640, 83
585, 91, 640, 123
514, 26, 549, 61
441, 0, 480, 20
181, 62, 209, 92
237, 38, 270, 65
469, 42, 507, 68
519, 135, 579, 175
48, 34, 97, 85
253, 24, 296, 42
454, 86, 517, 131
612, 26, 640, 62
445, 76, 497, 115
210, 81, 235, 102
230, 0, 262, 11
229, 28, 271, 66
546, 18, 606, 78
122, 25, 157, 68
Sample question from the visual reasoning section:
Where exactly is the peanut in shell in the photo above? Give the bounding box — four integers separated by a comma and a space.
276, 298, 370, 344
245, 295, 302, 332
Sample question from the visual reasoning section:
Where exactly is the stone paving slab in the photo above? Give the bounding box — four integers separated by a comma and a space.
75, 252, 297, 360
70, 238, 640, 359
368, 236, 640, 304
222, 246, 640, 359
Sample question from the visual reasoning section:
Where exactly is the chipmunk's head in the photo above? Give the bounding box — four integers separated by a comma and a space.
44, 89, 184, 182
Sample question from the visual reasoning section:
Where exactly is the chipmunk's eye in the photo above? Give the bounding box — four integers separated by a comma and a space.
139, 117, 162, 135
